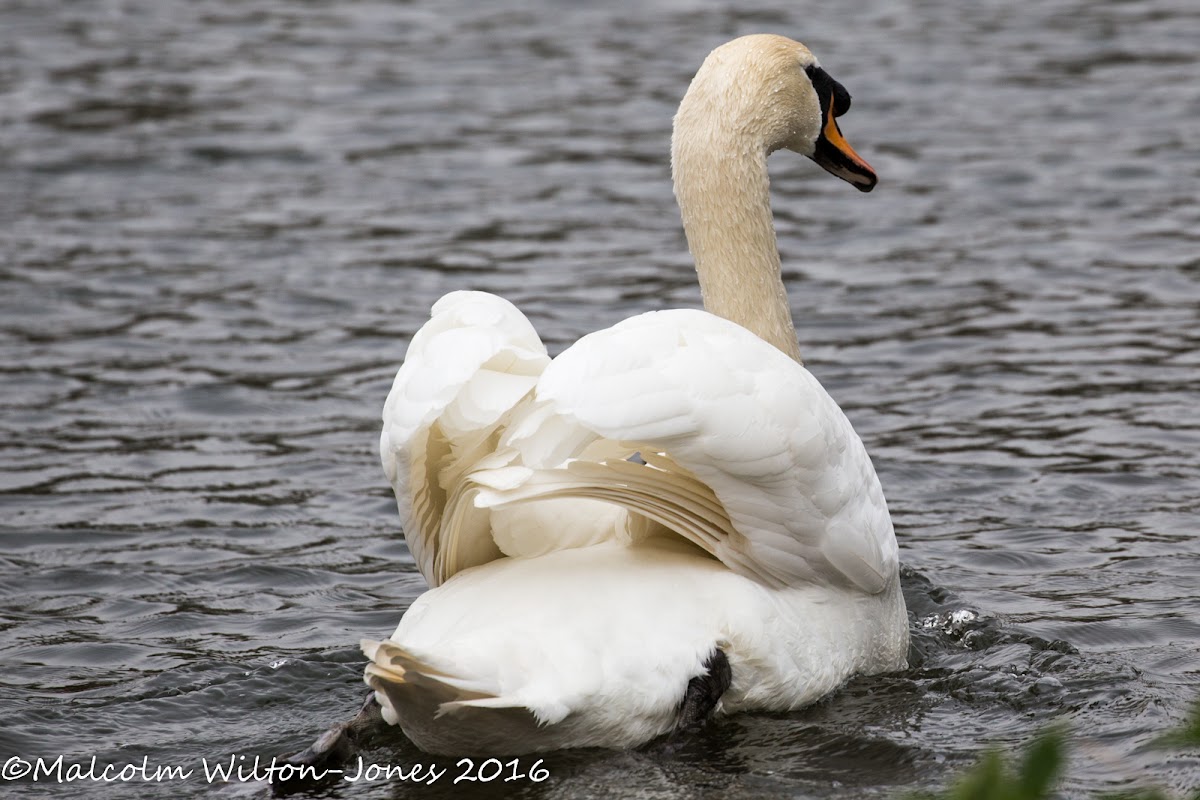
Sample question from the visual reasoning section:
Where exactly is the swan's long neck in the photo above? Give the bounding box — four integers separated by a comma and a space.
671, 103, 803, 363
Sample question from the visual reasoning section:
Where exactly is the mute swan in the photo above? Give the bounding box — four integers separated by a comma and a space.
363, 34, 908, 755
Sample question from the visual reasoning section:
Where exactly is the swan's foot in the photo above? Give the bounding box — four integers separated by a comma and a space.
271, 692, 382, 793
674, 648, 731, 737
653, 647, 731, 753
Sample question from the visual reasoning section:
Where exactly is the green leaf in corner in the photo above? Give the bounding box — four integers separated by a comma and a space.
1017, 727, 1067, 800
905, 729, 1067, 800
951, 750, 1006, 800
1152, 699, 1200, 750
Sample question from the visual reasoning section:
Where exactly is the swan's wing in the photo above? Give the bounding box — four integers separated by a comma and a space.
477, 309, 897, 593
380, 291, 551, 586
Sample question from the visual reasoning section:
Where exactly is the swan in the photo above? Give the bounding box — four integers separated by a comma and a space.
362, 34, 908, 755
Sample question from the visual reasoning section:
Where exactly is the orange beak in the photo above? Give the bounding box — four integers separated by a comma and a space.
810, 92, 877, 192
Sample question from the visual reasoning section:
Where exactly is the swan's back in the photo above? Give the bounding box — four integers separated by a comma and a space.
381, 293, 898, 595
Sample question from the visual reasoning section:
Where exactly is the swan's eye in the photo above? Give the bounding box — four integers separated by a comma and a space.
804, 65, 853, 117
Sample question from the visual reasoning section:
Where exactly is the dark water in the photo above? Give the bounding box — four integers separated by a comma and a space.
2, 0, 1198, 797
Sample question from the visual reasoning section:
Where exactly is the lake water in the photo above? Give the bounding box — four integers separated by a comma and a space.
1, 0, 1198, 797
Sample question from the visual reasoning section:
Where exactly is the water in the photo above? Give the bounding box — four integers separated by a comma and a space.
2, 0, 1198, 797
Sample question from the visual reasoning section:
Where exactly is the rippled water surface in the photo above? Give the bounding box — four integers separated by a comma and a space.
2, 0, 1198, 797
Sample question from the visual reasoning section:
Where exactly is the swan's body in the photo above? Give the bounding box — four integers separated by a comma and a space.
363, 34, 908, 755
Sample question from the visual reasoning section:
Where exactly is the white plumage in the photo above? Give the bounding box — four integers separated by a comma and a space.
364, 34, 908, 755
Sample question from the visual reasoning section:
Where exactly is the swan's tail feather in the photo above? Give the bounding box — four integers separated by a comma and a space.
361, 639, 551, 753
363, 639, 502, 719
437, 695, 532, 716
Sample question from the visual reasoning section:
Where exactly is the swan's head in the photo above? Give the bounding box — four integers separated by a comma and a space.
674, 34, 877, 192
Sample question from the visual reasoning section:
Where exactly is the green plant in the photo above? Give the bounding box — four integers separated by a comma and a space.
907, 728, 1066, 800
907, 699, 1200, 800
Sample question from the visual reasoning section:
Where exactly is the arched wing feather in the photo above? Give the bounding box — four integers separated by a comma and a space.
517, 309, 897, 593
379, 291, 550, 586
